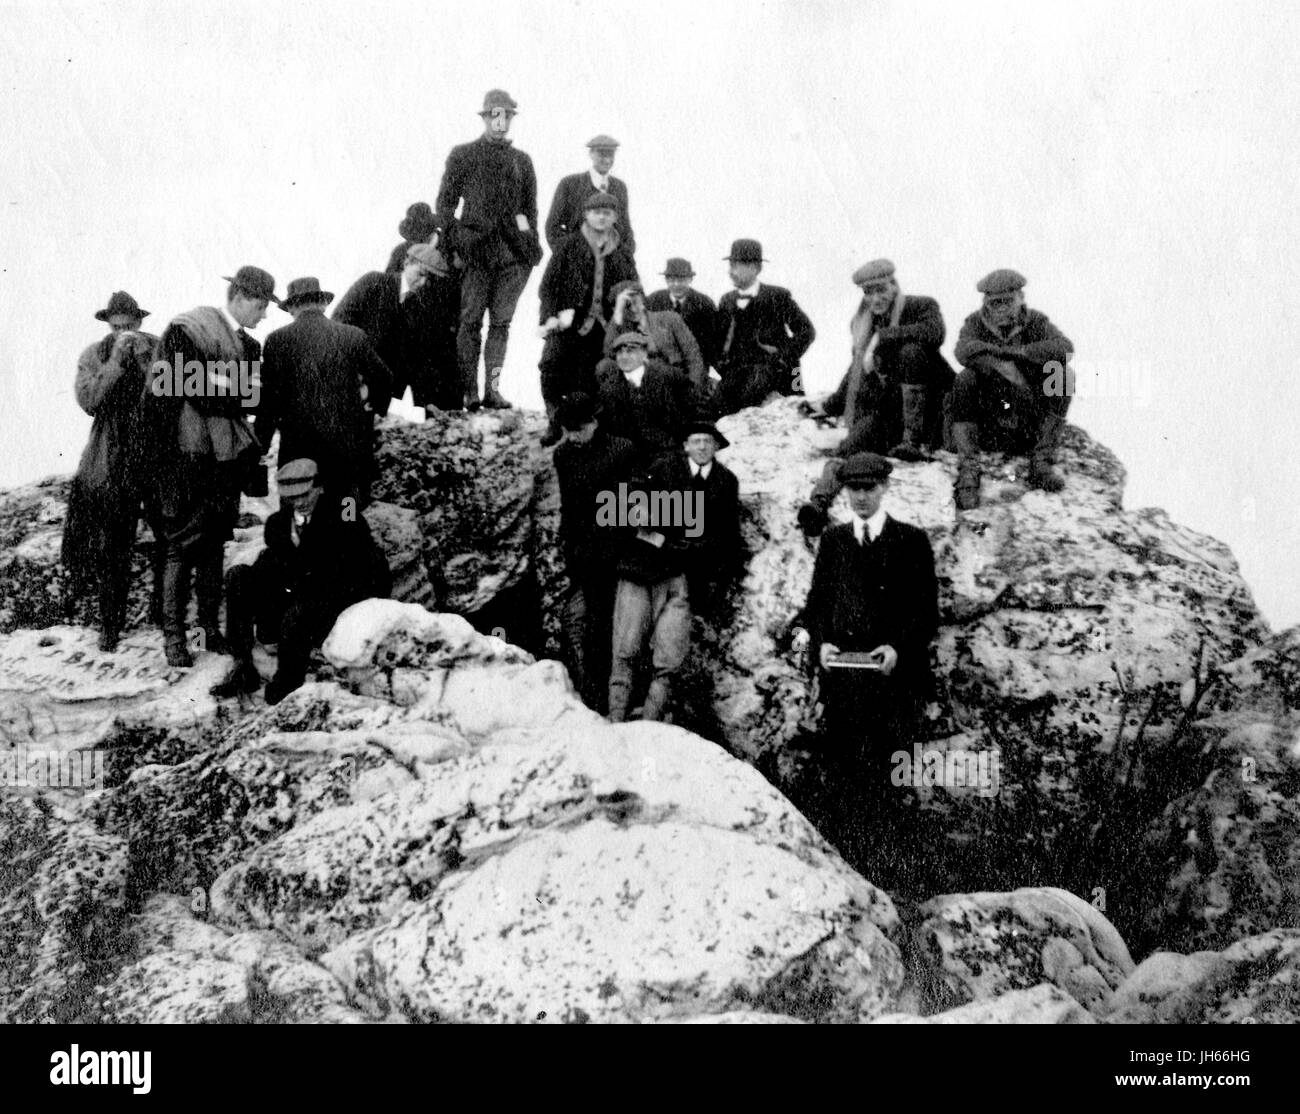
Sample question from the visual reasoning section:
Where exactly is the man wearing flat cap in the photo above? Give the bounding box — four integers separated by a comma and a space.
62, 291, 166, 651
646, 258, 719, 373
258, 277, 392, 508
595, 331, 691, 466
147, 266, 278, 667
950, 269, 1075, 510
537, 192, 639, 445
791, 452, 939, 845
334, 243, 458, 415
213, 457, 391, 705
545, 135, 635, 257
797, 259, 954, 536
434, 89, 541, 410
552, 391, 638, 713
602, 279, 705, 392
713, 239, 816, 415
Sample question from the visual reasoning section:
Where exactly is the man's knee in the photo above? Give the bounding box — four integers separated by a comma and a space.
950, 367, 984, 422
894, 342, 930, 384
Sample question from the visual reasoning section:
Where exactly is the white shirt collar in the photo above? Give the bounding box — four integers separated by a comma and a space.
690, 460, 712, 479
735, 280, 761, 300
221, 306, 244, 338
588, 168, 610, 191
851, 507, 888, 544
623, 363, 646, 389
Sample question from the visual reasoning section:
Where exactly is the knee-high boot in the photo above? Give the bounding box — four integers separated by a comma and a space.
162, 554, 193, 667
1027, 412, 1066, 493
889, 384, 930, 462
952, 421, 982, 511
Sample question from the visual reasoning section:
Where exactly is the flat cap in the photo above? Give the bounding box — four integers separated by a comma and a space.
662, 257, 695, 278
976, 269, 1027, 296
406, 242, 450, 276
852, 258, 896, 286
838, 452, 893, 487
276, 457, 319, 496
611, 331, 648, 351
587, 134, 619, 149
583, 191, 619, 212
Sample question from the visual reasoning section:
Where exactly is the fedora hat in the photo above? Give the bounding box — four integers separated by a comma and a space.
480, 89, 518, 115
724, 239, 767, 264
222, 265, 280, 305
683, 417, 730, 450
94, 290, 149, 322
281, 277, 334, 309
398, 201, 438, 243
662, 257, 695, 278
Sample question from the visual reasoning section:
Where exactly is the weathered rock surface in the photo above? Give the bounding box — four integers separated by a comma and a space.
871, 983, 1096, 1024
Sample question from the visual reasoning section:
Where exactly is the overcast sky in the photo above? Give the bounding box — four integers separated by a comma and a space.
2, 0, 1297, 628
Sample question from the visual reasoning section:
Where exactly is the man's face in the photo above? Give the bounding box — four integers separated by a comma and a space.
684, 433, 717, 467
230, 292, 269, 329
106, 313, 143, 335
482, 108, 514, 141
984, 290, 1024, 329
846, 480, 887, 519
564, 419, 598, 445
403, 257, 433, 293
284, 483, 322, 518
589, 147, 616, 175
615, 344, 647, 373
585, 206, 617, 233
729, 261, 761, 289
665, 276, 693, 299
862, 280, 897, 316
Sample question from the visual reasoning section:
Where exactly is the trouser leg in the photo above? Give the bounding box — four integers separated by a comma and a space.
482, 262, 529, 394
642, 575, 691, 722
607, 580, 652, 723
456, 264, 492, 404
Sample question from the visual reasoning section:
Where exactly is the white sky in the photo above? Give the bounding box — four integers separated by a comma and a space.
2, 0, 1298, 628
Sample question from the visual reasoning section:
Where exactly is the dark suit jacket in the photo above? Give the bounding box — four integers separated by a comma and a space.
333, 271, 447, 405
594, 359, 691, 463
714, 284, 816, 375
434, 136, 540, 267
538, 233, 639, 327
646, 287, 718, 368
553, 429, 639, 572
954, 307, 1073, 380
545, 173, 634, 256
258, 310, 391, 488
800, 516, 938, 698
651, 450, 744, 595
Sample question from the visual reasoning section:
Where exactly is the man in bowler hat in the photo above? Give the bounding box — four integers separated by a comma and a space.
645, 258, 718, 372
434, 89, 541, 410
713, 239, 815, 415
545, 134, 636, 256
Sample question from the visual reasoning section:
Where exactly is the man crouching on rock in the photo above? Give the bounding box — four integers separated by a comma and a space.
790, 452, 938, 858
212, 458, 391, 704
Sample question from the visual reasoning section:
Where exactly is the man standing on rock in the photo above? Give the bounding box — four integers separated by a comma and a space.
62, 291, 166, 650
212, 458, 391, 705
258, 278, 392, 509
545, 134, 635, 257
149, 266, 278, 668
552, 392, 638, 713
791, 453, 938, 851
595, 332, 691, 466
950, 269, 1075, 510
434, 89, 541, 411
713, 239, 815, 415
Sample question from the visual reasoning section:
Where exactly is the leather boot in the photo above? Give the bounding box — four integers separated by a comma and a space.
149, 539, 166, 627
1027, 412, 1066, 493
162, 555, 194, 668
481, 367, 512, 409
640, 678, 672, 723
540, 402, 562, 448
889, 384, 930, 462
951, 421, 982, 511
194, 548, 229, 654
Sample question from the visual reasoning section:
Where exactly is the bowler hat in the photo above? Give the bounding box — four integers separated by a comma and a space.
281, 277, 334, 309
661, 258, 695, 278
398, 201, 438, 243
587, 134, 619, 150
277, 458, 319, 497
94, 290, 149, 322
557, 391, 598, 430
609, 279, 643, 300
479, 89, 518, 115
583, 191, 619, 212
838, 452, 893, 487
976, 269, 1027, 296
222, 265, 280, 305
611, 332, 648, 351
682, 417, 730, 451
852, 258, 896, 287
405, 242, 450, 276
724, 239, 766, 264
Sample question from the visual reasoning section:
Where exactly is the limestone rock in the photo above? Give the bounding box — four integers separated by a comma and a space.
872, 983, 1096, 1024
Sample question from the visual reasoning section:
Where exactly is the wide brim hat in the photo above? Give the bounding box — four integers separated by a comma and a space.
662, 258, 695, 278
838, 452, 893, 487
682, 418, 730, 450
724, 239, 766, 264
94, 290, 148, 322
281, 277, 335, 309
222, 265, 280, 306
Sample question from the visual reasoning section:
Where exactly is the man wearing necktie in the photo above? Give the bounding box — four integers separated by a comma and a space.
790, 452, 938, 854
713, 239, 816, 415
644, 258, 720, 382
545, 135, 636, 256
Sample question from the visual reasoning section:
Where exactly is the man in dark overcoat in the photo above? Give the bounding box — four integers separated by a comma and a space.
545, 134, 635, 257
594, 333, 691, 466
645, 257, 719, 373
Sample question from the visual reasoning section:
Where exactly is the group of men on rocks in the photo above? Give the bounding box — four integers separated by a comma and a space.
61, 86, 1078, 773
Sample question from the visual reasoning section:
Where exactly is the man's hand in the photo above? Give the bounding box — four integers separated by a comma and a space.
868, 644, 899, 675
819, 641, 841, 669
558, 308, 576, 330
539, 316, 561, 337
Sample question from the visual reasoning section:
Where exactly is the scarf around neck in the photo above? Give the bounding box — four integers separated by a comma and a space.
845, 289, 906, 429
579, 224, 621, 335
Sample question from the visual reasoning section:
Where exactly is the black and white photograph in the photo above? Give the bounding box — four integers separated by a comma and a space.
0, 0, 1295, 1079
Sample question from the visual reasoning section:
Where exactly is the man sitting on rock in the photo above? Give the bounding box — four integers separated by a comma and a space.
950, 269, 1075, 510
791, 453, 938, 849
212, 458, 391, 704
602, 280, 705, 396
